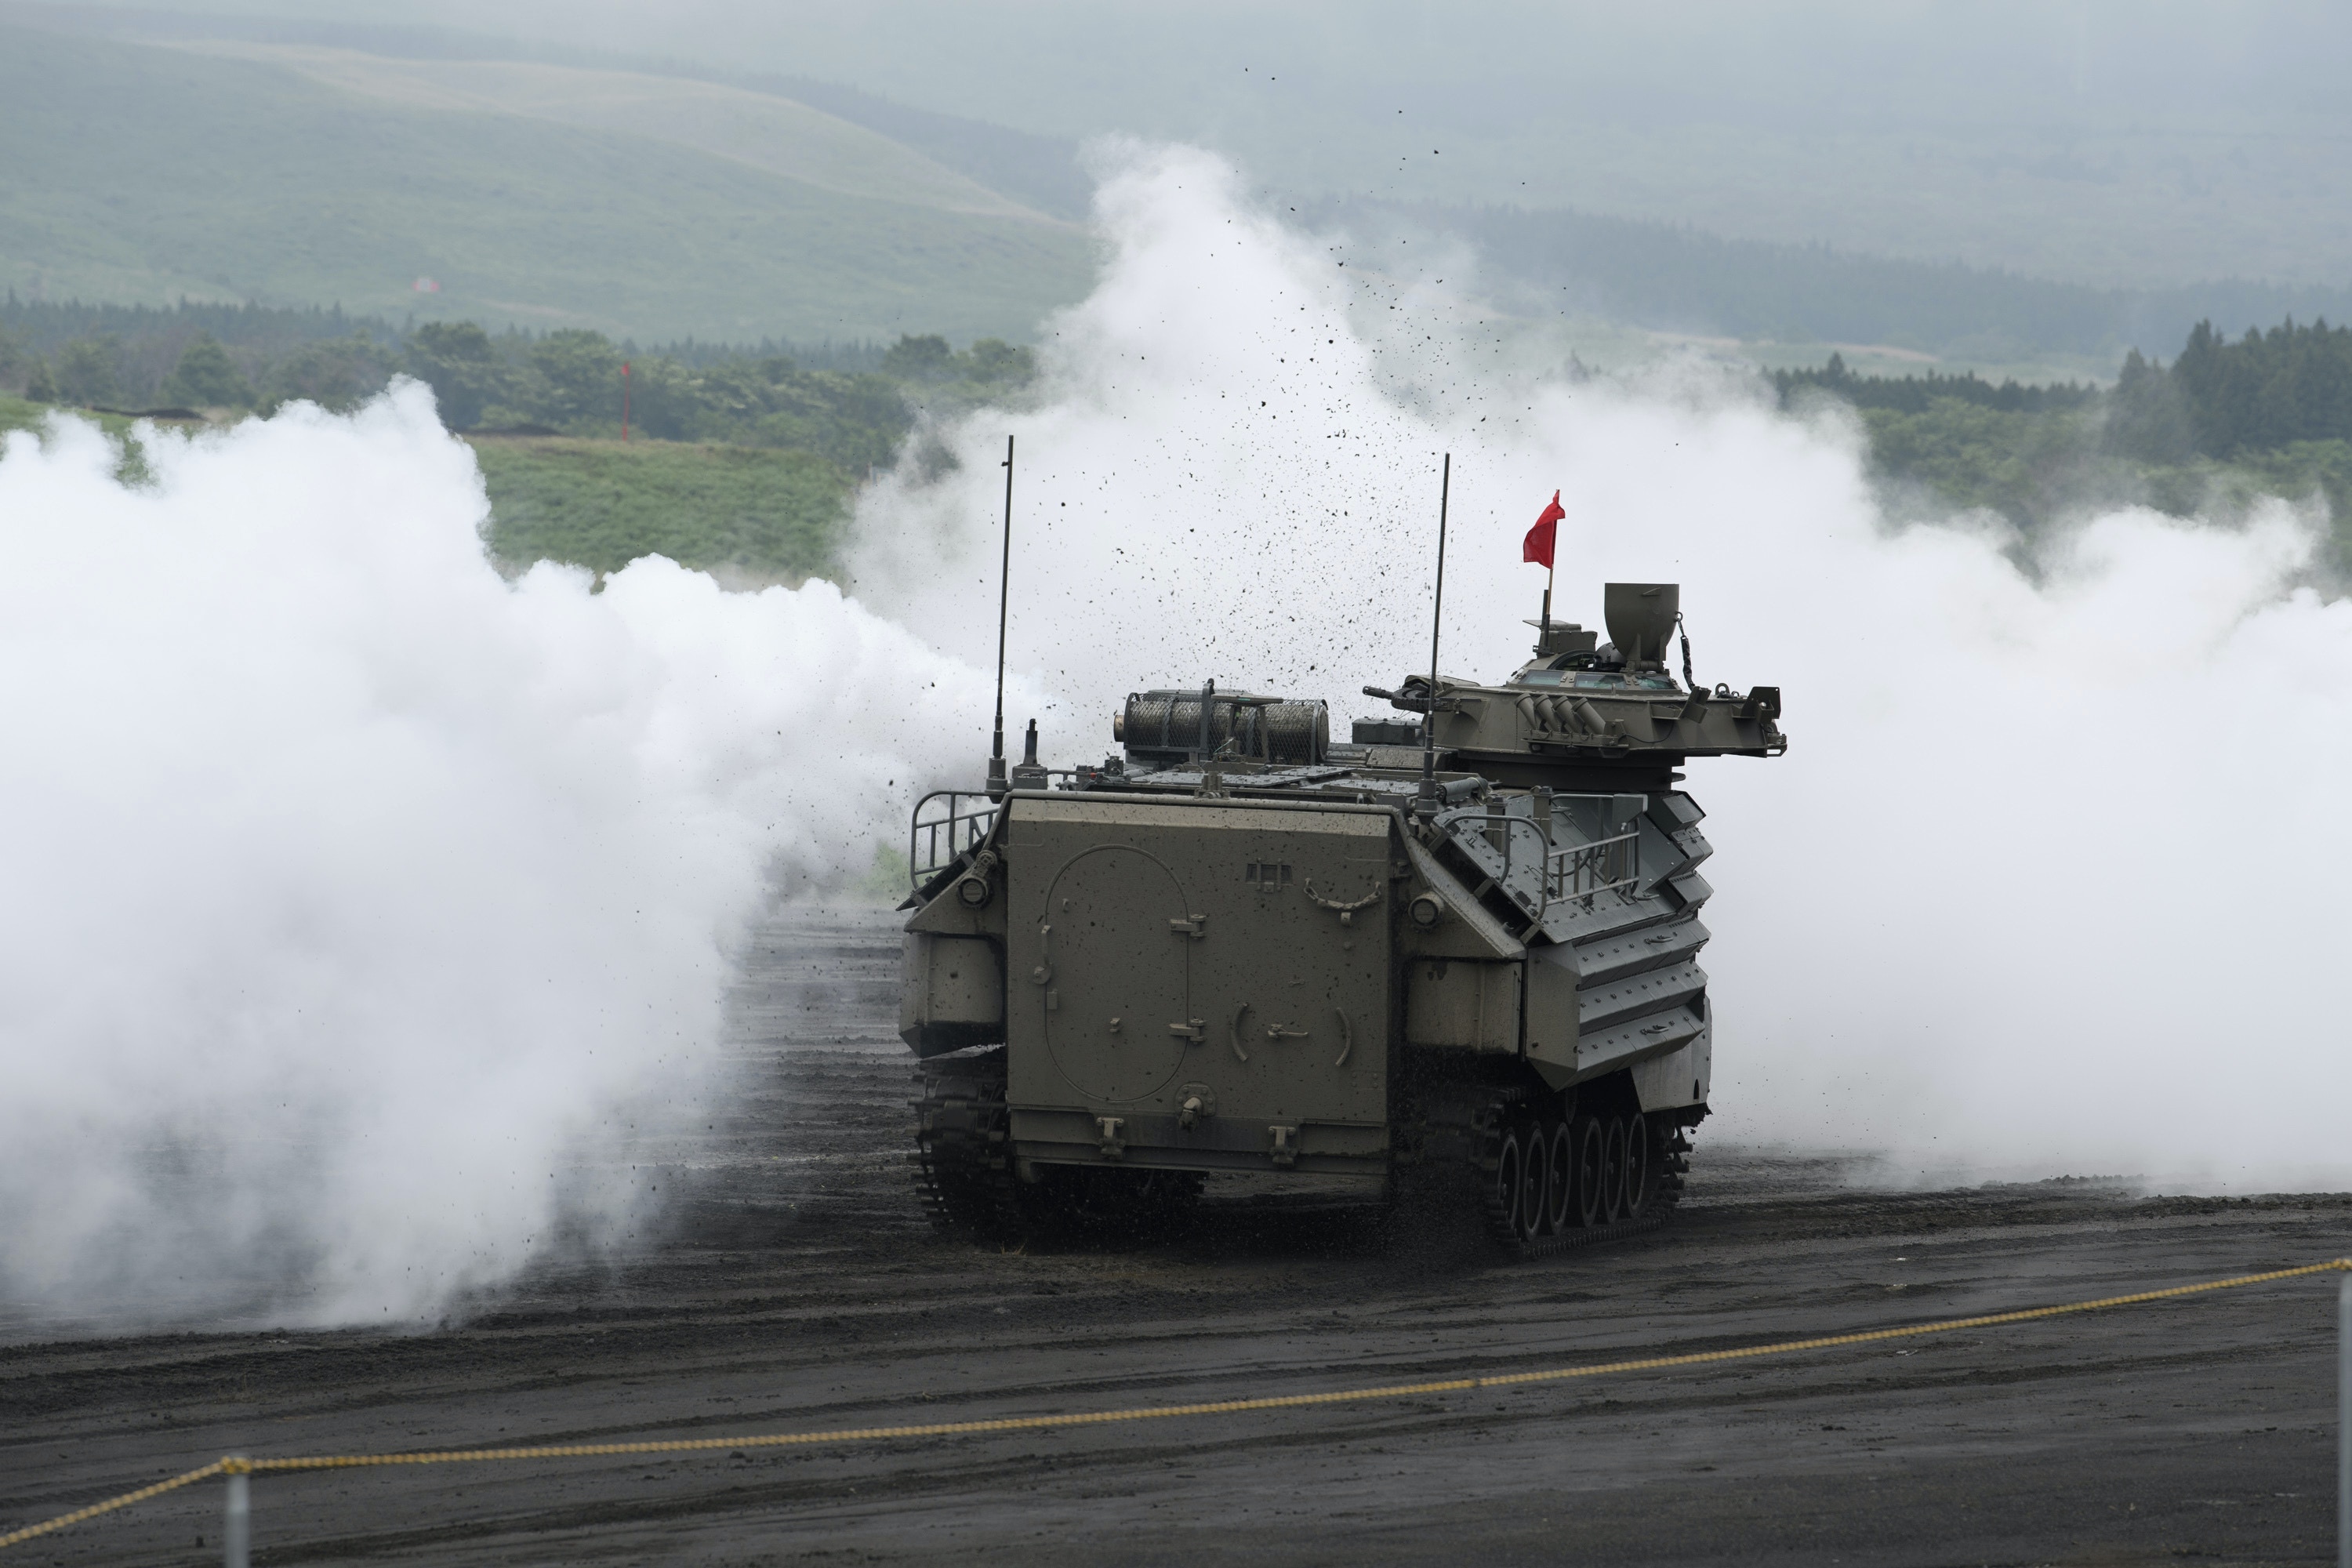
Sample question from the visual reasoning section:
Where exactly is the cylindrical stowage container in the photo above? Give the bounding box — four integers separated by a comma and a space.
1121, 690, 1329, 766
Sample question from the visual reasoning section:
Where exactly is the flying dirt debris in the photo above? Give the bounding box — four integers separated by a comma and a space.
899, 575, 1785, 1255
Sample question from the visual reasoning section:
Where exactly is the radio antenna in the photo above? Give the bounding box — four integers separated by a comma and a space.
1417, 452, 1451, 818
986, 434, 1014, 800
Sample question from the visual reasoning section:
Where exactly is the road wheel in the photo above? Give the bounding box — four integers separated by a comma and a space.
1621, 1113, 1653, 1219
1602, 1116, 1630, 1221
1515, 1120, 1548, 1243
1541, 1120, 1574, 1235
1570, 1115, 1606, 1230
1490, 1124, 1526, 1240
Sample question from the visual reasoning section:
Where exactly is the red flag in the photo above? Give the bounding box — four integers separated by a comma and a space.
1523, 490, 1566, 568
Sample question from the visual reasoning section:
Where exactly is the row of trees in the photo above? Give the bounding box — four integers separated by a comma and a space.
1772, 355, 2099, 416
1779, 318, 2352, 465
0, 313, 1036, 473
397, 325, 1029, 469
0, 328, 399, 416
1780, 318, 2352, 546
2120, 317, 2352, 459
12, 303, 2343, 540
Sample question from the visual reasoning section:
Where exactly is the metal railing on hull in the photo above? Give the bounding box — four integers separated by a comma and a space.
909, 791, 998, 890
1544, 826, 1640, 903
1434, 800, 1641, 923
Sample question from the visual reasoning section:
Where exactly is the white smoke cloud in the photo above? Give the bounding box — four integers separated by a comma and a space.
6, 143, 2343, 1343
0, 389, 1008, 1331
855, 143, 2352, 1191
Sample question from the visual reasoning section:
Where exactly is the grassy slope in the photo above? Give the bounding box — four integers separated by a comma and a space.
0, 395, 136, 441
0, 26, 1093, 343
187, 45, 1042, 221
0, 398, 849, 578
469, 436, 848, 581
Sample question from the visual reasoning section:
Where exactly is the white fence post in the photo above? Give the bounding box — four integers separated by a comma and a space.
223, 1461, 249, 1568
2339, 1272, 2349, 1568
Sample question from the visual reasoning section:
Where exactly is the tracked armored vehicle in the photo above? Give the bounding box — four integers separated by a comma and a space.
898, 582, 1784, 1254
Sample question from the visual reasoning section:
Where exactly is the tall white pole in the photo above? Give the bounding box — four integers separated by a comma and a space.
2338, 1272, 2349, 1568
223, 1461, 250, 1568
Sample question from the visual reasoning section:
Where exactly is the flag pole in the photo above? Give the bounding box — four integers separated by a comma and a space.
1527, 490, 1564, 649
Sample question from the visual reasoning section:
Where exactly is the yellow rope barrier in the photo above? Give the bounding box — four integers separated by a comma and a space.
5, 1256, 2347, 1552
0, 1461, 227, 1551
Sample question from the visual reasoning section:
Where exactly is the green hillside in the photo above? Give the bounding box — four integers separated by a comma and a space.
0, 24, 1093, 343
470, 435, 849, 583
0, 394, 853, 581
182, 44, 1043, 222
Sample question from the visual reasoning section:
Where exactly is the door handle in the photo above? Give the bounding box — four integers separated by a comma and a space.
1304, 880, 1381, 927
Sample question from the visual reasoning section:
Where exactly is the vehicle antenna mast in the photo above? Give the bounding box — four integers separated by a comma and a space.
987, 434, 1014, 800
1418, 452, 1451, 818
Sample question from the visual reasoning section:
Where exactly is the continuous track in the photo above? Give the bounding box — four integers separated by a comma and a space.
916, 1057, 1689, 1258
911, 1047, 1023, 1240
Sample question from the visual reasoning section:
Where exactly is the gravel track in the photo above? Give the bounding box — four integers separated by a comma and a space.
3, 904, 2346, 1566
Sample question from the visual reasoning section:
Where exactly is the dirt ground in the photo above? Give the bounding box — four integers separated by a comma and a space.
4, 905, 2347, 1566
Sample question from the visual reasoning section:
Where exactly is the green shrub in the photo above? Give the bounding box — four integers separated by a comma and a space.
52, 336, 123, 407
262, 333, 397, 413
161, 332, 254, 408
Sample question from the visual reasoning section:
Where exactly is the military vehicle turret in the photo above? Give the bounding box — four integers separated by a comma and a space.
898, 581, 1784, 1254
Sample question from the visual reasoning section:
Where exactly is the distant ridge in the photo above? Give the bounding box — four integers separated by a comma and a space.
11, 3, 2345, 366
0, 19, 1094, 343
1327, 199, 2352, 366
4, 1, 1092, 217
